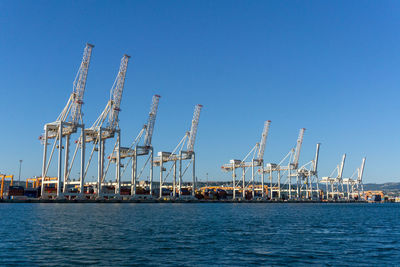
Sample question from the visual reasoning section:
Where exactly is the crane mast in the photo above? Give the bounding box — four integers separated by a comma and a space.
187, 104, 203, 152
292, 128, 305, 169
257, 120, 271, 161
144, 95, 161, 147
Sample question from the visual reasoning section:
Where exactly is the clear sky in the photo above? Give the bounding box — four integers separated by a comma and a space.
0, 0, 399, 183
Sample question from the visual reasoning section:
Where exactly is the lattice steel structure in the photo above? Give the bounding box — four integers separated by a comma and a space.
41, 43, 94, 199
154, 104, 203, 199
343, 157, 366, 200
262, 128, 307, 200
221, 121, 271, 200
111, 94, 161, 199
84, 54, 130, 199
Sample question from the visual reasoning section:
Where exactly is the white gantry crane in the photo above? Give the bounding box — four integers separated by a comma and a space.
321, 154, 346, 200
41, 43, 94, 199
111, 94, 161, 199
343, 157, 366, 200
263, 128, 306, 200
154, 104, 203, 199
295, 143, 321, 200
289, 128, 306, 199
221, 120, 271, 200
84, 54, 130, 199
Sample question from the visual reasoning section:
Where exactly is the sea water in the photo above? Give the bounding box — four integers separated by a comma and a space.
0, 203, 399, 266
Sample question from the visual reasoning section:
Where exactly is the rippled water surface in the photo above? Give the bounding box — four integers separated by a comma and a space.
0, 203, 399, 266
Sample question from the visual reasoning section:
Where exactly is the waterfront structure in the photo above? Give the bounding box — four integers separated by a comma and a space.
153, 104, 203, 199
221, 120, 271, 200
293, 143, 321, 199
343, 157, 366, 200
113, 94, 160, 199
262, 128, 306, 200
28, 44, 370, 203
84, 54, 130, 199
321, 154, 346, 200
40, 43, 94, 199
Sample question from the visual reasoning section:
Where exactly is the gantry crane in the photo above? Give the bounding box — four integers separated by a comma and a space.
0, 175, 14, 199
221, 121, 271, 200
321, 154, 346, 200
41, 43, 94, 199
343, 157, 366, 200
290, 128, 305, 198
154, 104, 203, 199
294, 143, 321, 199
84, 54, 130, 199
263, 128, 306, 200
256, 120, 271, 198
357, 157, 366, 198
109, 94, 160, 199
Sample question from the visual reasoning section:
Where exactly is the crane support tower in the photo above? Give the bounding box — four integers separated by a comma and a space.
41, 43, 94, 199
221, 120, 271, 200
154, 104, 203, 200
84, 54, 130, 199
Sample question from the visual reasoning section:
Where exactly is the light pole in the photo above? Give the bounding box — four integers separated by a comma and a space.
18, 160, 23, 185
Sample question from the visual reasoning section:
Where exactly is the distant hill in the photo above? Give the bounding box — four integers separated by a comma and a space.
363, 182, 400, 192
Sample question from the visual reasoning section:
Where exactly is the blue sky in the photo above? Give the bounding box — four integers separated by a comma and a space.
0, 0, 399, 183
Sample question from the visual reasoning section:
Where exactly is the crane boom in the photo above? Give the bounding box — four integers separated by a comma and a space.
69, 43, 94, 124
144, 94, 161, 147
57, 43, 94, 124
292, 128, 305, 169
338, 154, 346, 179
313, 143, 320, 173
358, 157, 366, 182
257, 120, 271, 161
187, 104, 203, 152
108, 54, 130, 130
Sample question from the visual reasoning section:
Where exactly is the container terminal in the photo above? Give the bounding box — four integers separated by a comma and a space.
0, 44, 372, 203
